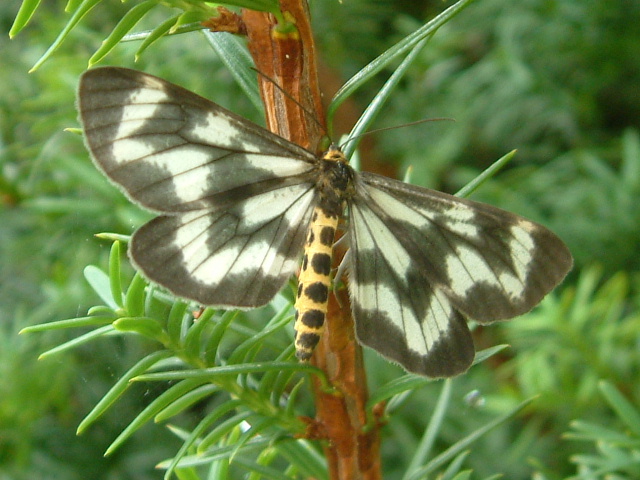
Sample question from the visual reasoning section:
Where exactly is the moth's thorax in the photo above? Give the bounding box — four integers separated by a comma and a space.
316, 146, 354, 217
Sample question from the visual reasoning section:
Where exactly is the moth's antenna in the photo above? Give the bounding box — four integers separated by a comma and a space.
339, 117, 455, 150
252, 68, 328, 138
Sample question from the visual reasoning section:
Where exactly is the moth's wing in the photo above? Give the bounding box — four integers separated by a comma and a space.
78, 67, 319, 307
130, 184, 317, 307
347, 171, 572, 377
78, 67, 317, 213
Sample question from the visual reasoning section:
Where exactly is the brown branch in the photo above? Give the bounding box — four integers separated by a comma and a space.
222, 2, 384, 478
242, 3, 324, 151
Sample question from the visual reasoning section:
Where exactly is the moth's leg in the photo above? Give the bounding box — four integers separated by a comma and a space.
330, 214, 351, 309
332, 250, 351, 311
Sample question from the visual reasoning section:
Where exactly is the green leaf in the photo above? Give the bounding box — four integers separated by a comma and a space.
19, 315, 114, 333
196, 410, 254, 455
161, 436, 271, 468
367, 375, 431, 412
599, 380, 640, 437
566, 420, 640, 447
84, 265, 118, 309
166, 409, 250, 479
88, 305, 118, 316
77, 350, 174, 434
203, 310, 238, 364
201, 0, 279, 14
29, 0, 103, 72
134, 362, 319, 383
259, 344, 296, 402
108, 241, 124, 308
441, 451, 471, 480
113, 317, 170, 344
38, 325, 115, 359
155, 385, 224, 423
172, 10, 209, 30
284, 379, 306, 418
403, 380, 453, 478
275, 439, 327, 480
472, 345, 509, 365
405, 397, 535, 480
166, 301, 191, 345
105, 378, 215, 455
65, 0, 83, 11
174, 466, 201, 480
449, 469, 472, 480
203, 30, 263, 112
230, 415, 280, 460
183, 310, 214, 359
250, 446, 280, 480
227, 306, 291, 365
233, 456, 294, 480
124, 273, 147, 318
455, 150, 517, 198
9, 0, 43, 37
95, 232, 131, 243
135, 14, 181, 61
88, 0, 157, 66
342, 34, 429, 159
327, 0, 477, 127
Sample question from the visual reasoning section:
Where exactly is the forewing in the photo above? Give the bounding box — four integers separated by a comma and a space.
347, 171, 572, 376
78, 67, 320, 307
78, 67, 318, 213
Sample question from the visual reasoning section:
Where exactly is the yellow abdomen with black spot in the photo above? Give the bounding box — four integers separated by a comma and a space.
294, 208, 338, 359
293, 146, 352, 361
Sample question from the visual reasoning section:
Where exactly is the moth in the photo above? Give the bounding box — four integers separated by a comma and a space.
78, 67, 572, 378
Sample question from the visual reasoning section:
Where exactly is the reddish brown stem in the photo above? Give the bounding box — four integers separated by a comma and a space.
236, 2, 383, 479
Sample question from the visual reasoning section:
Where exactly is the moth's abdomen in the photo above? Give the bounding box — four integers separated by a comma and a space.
294, 207, 339, 360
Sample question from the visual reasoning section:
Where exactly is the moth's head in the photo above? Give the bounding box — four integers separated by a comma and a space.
322, 144, 347, 164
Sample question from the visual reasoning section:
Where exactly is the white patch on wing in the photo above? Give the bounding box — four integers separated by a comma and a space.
440, 205, 480, 238
496, 222, 534, 297
358, 283, 408, 333
129, 86, 170, 105
445, 244, 499, 295
173, 212, 220, 282
110, 137, 159, 162
112, 118, 160, 149
236, 240, 271, 273
243, 154, 314, 176
405, 308, 429, 354
355, 281, 449, 355
351, 208, 412, 280
240, 185, 314, 230
509, 221, 535, 275
424, 290, 453, 346
367, 188, 427, 228
194, 245, 243, 285
119, 104, 167, 123
167, 184, 315, 287
188, 111, 261, 151
258, 188, 315, 275
111, 142, 206, 169
367, 187, 481, 239
445, 226, 534, 301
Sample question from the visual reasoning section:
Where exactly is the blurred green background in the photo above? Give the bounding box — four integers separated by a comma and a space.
2, 0, 639, 478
